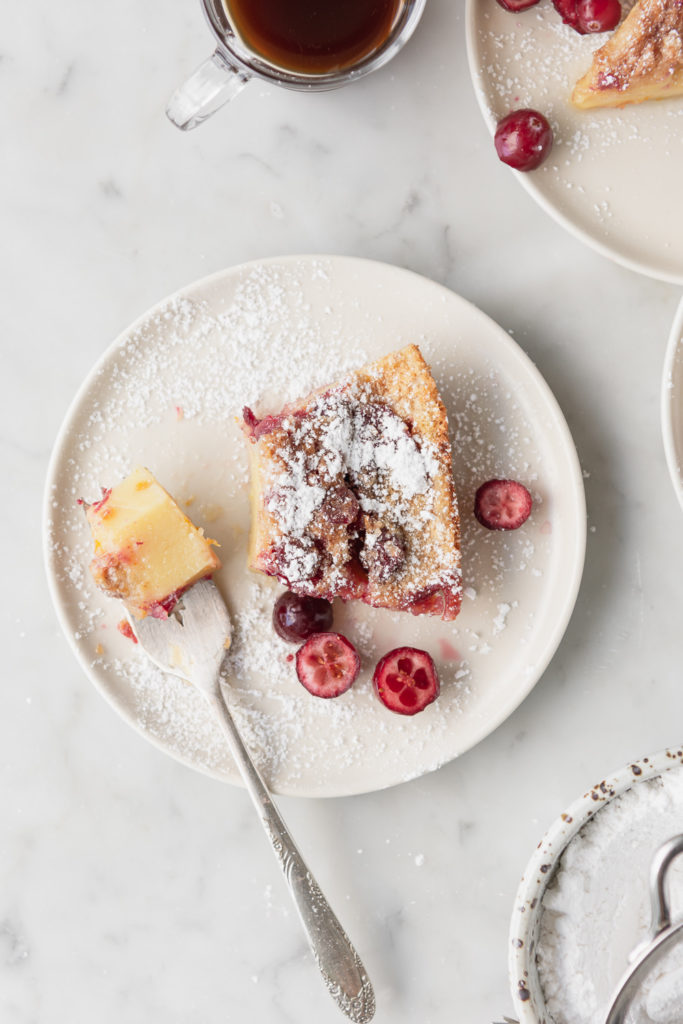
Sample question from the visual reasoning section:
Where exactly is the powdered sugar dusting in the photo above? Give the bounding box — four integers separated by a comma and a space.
253, 366, 460, 605
45, 257, 576, 795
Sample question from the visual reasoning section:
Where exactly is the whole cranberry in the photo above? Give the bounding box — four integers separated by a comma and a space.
321, 485, 360, 526
576, 0, 621, 32
273, 591, 334, 643
360, 527, 406, 583
494, 109, 553, 172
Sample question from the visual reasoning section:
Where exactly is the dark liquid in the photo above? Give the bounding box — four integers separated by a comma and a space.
226, 0, 404, 75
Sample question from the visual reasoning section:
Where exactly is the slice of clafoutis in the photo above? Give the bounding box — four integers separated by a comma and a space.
572, 0, 683, 110
82, 466, 221, 620
242, 344, 462, 621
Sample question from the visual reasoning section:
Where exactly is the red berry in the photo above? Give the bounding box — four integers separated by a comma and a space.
474, 479, 533, 531
273, 591, 333, 643
373, 647, 440, 716
495, 0, 540, 9
321, 484, 360, 525
576, 0, 621, 32
494, 109, 553, 172
552, 0, 584, 30
295, 633, 360, 698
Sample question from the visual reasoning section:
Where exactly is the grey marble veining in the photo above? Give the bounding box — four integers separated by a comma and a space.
3, 1, 683, 1022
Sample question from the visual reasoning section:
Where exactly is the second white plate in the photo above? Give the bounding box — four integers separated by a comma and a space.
466, 0, 683, 284
44, 255, 586, 796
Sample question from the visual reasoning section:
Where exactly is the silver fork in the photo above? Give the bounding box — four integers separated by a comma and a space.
493, 1017, 519, 1023
126, 579, 375, 1024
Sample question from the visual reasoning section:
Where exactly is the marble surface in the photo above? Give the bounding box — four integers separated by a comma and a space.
4, 1, 683, 1022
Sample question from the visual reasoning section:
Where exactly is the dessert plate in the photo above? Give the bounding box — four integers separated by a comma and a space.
662, 296, 683, 512
466, 0, 683, 284
44, 255, 586, 797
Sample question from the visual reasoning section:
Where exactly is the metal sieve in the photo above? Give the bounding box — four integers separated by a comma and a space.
604, 833, 683, 1024
500, 834, 683, 1024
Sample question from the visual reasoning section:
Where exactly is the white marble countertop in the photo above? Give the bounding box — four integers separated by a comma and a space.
5, 1, 683, 1022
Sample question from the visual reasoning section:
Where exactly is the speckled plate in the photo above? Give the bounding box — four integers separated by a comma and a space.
43, 255, 586, 797
509, 746, 683, 1024
662, 297, 683, 512
466, 1, 683, 284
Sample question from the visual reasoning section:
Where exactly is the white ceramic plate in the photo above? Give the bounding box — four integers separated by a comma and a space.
44, 255, 586, 797
662, 297, 683, 512
466, 1, 683, 284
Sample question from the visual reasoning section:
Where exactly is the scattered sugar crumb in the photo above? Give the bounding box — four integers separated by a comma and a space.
492, 601, 518, 635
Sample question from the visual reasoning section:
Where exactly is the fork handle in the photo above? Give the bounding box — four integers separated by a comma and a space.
208, 687, 375, 1024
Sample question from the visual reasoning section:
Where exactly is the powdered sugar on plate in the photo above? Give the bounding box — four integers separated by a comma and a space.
44, 256, 584, 796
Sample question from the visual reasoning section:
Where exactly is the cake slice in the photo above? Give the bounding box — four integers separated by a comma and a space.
242, 345, 462, 621
83, 466, 221, 619
572, 0, 683, 109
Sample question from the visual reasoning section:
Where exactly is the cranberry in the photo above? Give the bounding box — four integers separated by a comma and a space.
361, 527, 406, 583
242, 407, 286, 440
295, 633, 360, 698
264, 537, 323, 587
494, 109, 553, 172
496, 0, 540, 9
321, 485, 360, 526
552, 0, 584, 30
576, 0, 621, 32
273, 591, 333, 643
373, 647, 440, 716
474, 479, 533, 531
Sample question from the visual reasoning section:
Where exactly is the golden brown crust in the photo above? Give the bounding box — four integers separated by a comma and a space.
243, 345, 462, 620
573, 0, 683, 109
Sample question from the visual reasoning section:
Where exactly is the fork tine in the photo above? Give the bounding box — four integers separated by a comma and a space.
126, 579, 231, 691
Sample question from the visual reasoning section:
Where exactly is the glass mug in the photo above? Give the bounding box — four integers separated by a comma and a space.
167, 0, 428, 131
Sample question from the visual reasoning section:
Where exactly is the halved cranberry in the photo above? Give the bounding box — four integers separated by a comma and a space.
576, 0, 621, 32
474, 479, 532, 530
496, 0, 540, 9
273, 591, 333, 643
295, 633, 360, 698
552, 0, 584, 30
495, 109, 553, 172
373, 647, 440, 716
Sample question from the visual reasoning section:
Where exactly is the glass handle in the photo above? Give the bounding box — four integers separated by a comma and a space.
166, 50, 249, 131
